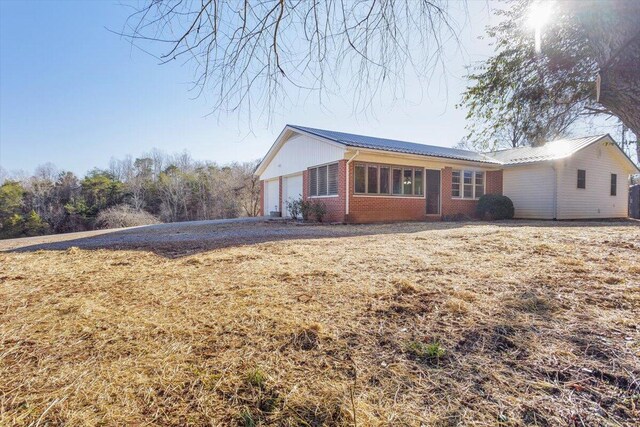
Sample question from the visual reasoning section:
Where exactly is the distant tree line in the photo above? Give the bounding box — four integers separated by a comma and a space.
0, 151, 260, 239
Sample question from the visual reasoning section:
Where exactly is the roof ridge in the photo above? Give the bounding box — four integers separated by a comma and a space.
288, 124, 484, 155
486, 134, 609, 155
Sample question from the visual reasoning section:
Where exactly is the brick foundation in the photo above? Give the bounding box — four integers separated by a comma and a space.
259, 180, 265, 216
486, 170, 503, 195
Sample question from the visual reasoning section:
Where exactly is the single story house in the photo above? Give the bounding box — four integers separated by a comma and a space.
255, 125, 640, 223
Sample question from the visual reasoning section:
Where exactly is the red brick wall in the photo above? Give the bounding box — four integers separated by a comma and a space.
259, 180, 265, 216
486, 170, 503, 195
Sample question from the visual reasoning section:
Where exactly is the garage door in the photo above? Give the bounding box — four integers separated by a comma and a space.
283, 174, 303, 217
264, 179, 280, 215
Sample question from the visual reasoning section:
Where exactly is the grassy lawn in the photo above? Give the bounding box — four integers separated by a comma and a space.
1, 221, 639, 426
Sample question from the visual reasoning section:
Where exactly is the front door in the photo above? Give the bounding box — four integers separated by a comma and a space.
426, 169, 441, 215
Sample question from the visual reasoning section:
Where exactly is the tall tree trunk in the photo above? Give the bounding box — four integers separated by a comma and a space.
577, 0, 640, 141
597, 33, 640, 139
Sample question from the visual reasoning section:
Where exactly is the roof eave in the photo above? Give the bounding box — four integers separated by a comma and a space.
601, 134, 640, 174
344, 145, 503, 167
500, 134, 640, 174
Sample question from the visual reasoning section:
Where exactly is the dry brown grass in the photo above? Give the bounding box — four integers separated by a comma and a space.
1, 221, 639, 426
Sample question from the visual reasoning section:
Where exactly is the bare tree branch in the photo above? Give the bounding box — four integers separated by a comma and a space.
115, 0, 462, 123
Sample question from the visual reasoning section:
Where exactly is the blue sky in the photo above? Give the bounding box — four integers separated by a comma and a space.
0, 1, 554, 176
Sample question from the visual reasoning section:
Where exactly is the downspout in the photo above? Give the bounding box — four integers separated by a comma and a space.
345, 150, 360, 217
552, 163, 558, 220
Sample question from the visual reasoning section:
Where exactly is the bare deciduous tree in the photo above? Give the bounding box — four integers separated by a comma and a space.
119, 0, 461, 119
461, 0, 640, 153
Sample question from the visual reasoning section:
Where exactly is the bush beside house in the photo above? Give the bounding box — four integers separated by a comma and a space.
476, 194, 515, 220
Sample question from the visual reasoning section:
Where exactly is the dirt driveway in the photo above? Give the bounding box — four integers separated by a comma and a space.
0, 217, 479, 257
1, 218, 638, 257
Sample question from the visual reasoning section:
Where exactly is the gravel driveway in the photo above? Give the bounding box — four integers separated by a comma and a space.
0, 217, 439, 257
1, 217, 636, 257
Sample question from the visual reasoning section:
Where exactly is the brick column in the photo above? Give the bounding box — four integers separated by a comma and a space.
486, 170, 503, 195
259, 180, 265, 216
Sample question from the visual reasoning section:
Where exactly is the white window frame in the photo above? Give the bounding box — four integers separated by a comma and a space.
452, 169, 485, 200
308, 162, 339, 198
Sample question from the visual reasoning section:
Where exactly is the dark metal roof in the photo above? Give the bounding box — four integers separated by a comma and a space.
289, 125, 501, 164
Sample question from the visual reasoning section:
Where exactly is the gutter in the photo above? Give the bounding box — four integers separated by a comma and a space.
345, 150, 360, 216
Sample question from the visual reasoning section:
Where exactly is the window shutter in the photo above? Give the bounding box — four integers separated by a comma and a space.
328, 163, 339, 195
318, 165, 328, 196
309, 168, 318, 196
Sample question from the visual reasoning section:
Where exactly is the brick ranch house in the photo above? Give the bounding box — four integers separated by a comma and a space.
255, 125, 640, 223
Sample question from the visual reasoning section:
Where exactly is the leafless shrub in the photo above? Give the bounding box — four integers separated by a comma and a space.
95, 204, 159, 229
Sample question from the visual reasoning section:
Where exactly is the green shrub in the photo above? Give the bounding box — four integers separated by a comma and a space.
476, 194, 515, 220
0, 210, 49, 239
300, 200, 313, 221
312, 201, 327, 222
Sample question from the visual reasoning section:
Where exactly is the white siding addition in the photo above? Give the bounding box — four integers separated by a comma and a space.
555, 141, 629, 219
503, 164, 556, 219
